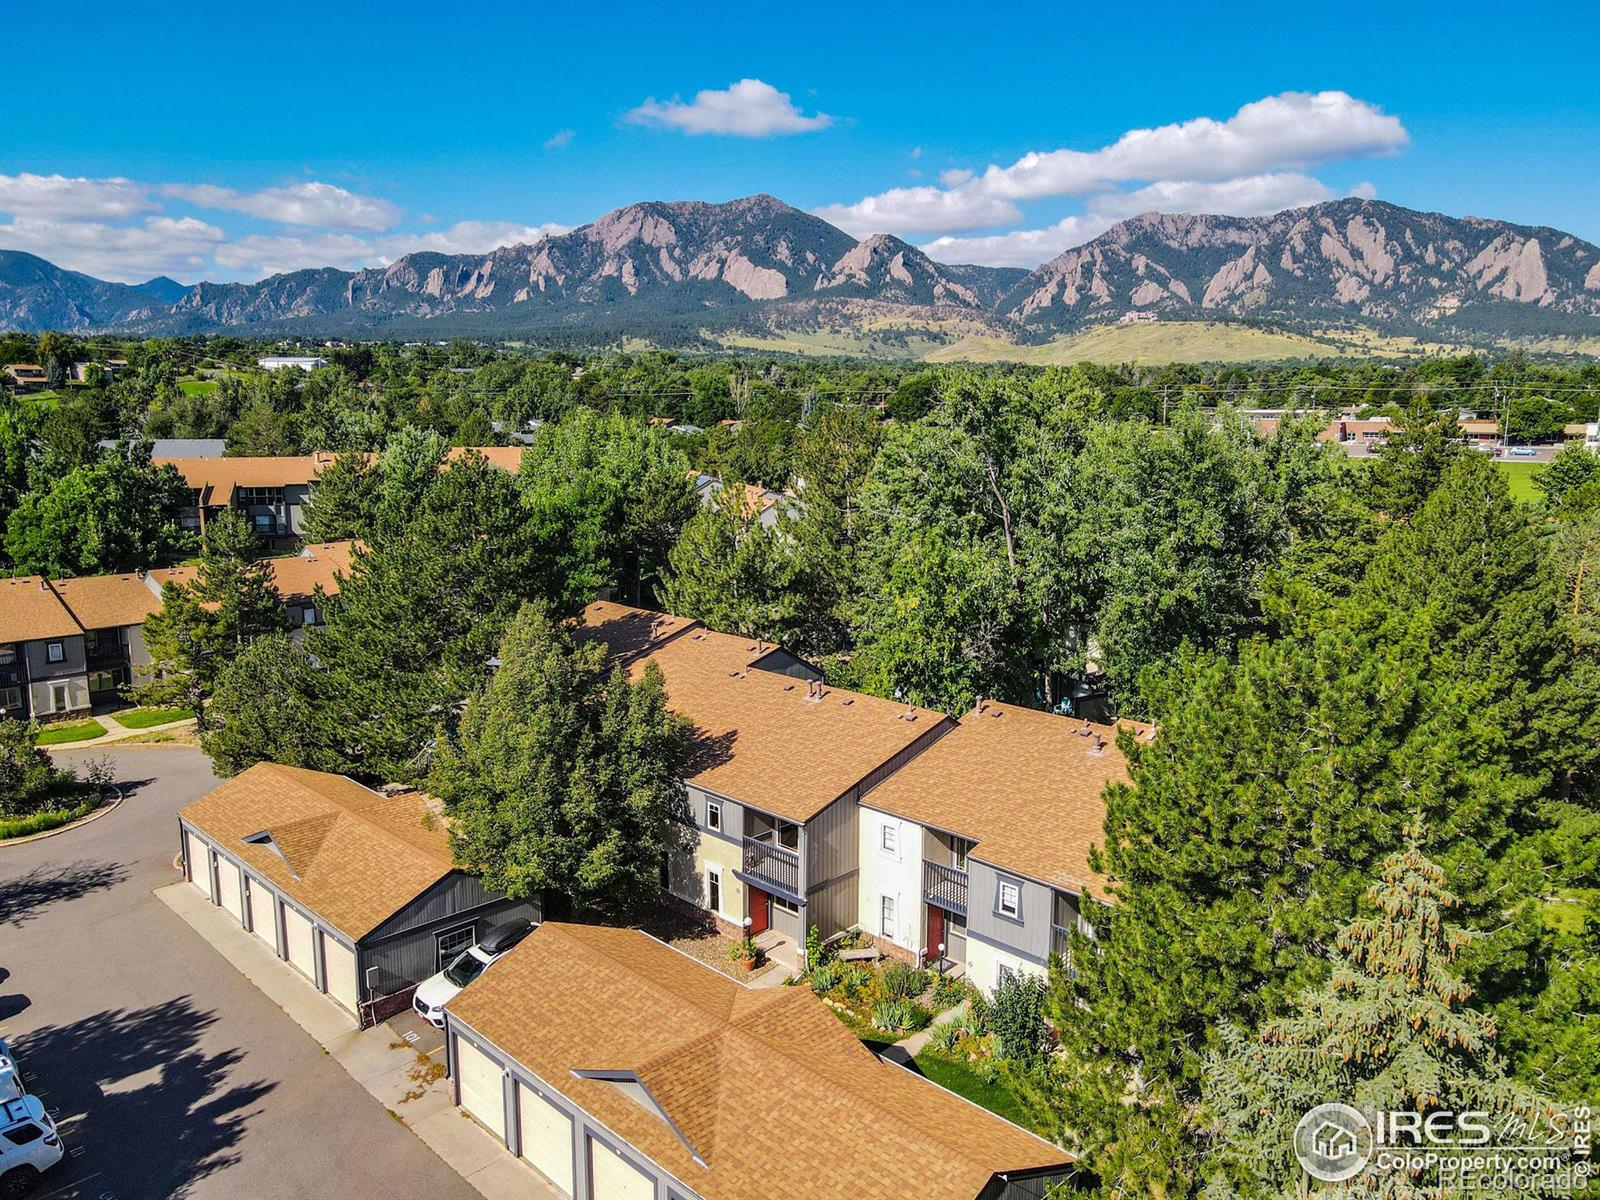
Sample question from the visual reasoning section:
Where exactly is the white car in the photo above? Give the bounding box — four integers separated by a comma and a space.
413, 919, 534, 1028
1, 1095, 64, 1197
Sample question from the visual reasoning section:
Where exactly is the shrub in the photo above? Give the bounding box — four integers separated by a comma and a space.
929, 1020, 964, 1052
0, 717, 87, 819
990, 972, 1049, 1065
838, 964, 874, 1004
880, 960, 929, 1000
809, 961, 843, 995
966, 990, 991, 1037
931, 972, 970, 1008
870, 998, 932, 1033
804, 923, 829, 971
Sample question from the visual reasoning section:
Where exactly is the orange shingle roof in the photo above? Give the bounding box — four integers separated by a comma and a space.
49, 573, 163, 631
447, 923, 1070, 1200
578, 602, 950, 823
153, 454, 339, 502
268, 541, 357, 602
0, 577, 83, 643
444, 445, 526, 472
180, 762, 455, 940
864, 702, 1147, 897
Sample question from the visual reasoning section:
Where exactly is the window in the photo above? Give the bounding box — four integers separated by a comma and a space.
253, 513, 275, 534
880, 821, 898, 854
706, 800, 722, 832
951, 837, 973, 871
880, 895, 896, 938
772, 895, 799, 915
3, 1122, 43, 1146
46, 641, 64, 663
237, 486, 285, 506
89, 670, 117, 693
997, 963, 1016, 989
997, 880, 1021, 919
435, 923, 475, 970
0, 687, 20, 713
0, 644, 13, 665
707, 866, 722, 915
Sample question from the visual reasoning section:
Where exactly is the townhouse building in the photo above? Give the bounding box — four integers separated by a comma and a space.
47, 573, 163, 703
0, 578, 91, 720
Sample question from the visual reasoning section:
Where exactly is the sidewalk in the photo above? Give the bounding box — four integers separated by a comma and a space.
155, 881, 560, 1200
41, 711, 197, 751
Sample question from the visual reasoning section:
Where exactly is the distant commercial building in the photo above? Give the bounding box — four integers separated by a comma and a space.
257, 356, 329, 372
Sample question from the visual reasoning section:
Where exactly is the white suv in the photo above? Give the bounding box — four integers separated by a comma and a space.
1, 1095, 64, 1197
413, 919, 534, 1028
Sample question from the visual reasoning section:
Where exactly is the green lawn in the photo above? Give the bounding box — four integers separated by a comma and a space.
178, 377, 219, 396
913, 1049, 1036, 1131
0, 798, 100, 841
1496, 460, 1547, 504
35, 719, 107, 746
116, 705, 195, 728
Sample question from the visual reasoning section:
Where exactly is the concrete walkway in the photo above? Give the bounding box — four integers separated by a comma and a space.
156, 881, 561, 1200
883, 998, 969, 1067
41, 710, 198, 750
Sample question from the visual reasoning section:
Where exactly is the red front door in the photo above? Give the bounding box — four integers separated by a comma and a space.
748, 888, 770, 936
927, 904, 945, 962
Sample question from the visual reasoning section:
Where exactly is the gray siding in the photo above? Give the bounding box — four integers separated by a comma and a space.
359, 896, 536, 1000
966, 859, 1054, 965
365, 872, 525, 942
803, 792, 859, 939
684, 784, 742, 844
24, 634, 86, 680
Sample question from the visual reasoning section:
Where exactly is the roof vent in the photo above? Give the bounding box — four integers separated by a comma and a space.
1089, 733, 1106, 755
989, 706, 1003, 718
1076, 719, 1093, 737
783, 683, 795, 692
841, 696, 853, 706
974, 694, 985, 713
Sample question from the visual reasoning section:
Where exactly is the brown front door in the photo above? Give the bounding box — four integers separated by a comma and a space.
748, 888, 770, 936
927, 904, 945, 962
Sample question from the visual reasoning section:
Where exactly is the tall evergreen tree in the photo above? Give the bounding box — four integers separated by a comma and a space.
660, 487, 790, 641
429, 604, 688, 909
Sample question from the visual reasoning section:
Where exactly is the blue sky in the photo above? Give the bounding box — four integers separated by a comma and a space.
5, 0, 1597, 281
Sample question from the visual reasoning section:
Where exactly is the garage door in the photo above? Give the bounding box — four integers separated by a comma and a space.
519, 1083, 574, 1196
323, 935, 358, 1014
247, 878, 277, 950
215, 857, 244, 924
455, 1037, 505, 1139
589, 1137, 652, 1200
185, 830, 212, 899
283, 905, 316, 979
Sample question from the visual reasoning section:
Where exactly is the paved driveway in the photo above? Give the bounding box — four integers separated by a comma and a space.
0, 747, 478, 1200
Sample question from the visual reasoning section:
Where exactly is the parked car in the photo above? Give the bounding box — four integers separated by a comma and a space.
1, 1095, 63, 1197
413, 919, 535, 1028
1512, 447, 1538, 457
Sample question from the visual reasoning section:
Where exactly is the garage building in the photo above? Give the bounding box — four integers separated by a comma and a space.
179, 761, 537, 1026
445, 923, 1074, 1200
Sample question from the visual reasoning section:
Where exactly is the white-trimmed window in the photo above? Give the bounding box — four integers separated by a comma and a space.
880, 821, 898, 855
707, 866, 723, 916
997, 963, 1016, 989
706, 800, 722, 832
997, 880, 1021, 919
45, 641, 64, 663
880, 895, 896, 938
0, 644, 14, 665
0, 686, 20, 712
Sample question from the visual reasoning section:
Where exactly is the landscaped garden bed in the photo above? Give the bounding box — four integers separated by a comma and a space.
2, 720, 117, 841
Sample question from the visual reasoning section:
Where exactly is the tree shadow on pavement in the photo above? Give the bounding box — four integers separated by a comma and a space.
16, 996, 275, 1199
0, 859, 127, 929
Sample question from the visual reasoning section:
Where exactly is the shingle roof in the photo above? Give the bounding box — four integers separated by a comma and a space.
267, 541, 357, 603
153, 454, 338, 502
49, 573, 162, 631
0, 577, 83, 643
448, 923, 1070, 1200
578, 602, 950, 823
444, 445, 526, 472
179, 762, 455, 940
863, 701, 1148, 897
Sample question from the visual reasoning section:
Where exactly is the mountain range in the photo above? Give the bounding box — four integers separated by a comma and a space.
3, 193, 1599, 352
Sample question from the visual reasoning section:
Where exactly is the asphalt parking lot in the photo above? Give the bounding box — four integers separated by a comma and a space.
1, 746, 478, 1200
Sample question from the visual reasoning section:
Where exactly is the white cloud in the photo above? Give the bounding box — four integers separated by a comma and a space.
162, 181, 403, 231
626, 79, 831, 137
544, 129, 576, 150
0, 173, 157, 220
824, 90, 1406, 237
911, 146, 923, 159
376, 220, 570, 258
203, 220, 572, 278
920, 215, 1118, 269
814, 184, 1021, 238
1349, 180, 1379, 200
1087, 172, 1333, 220
0, 214, 224, 280
939, 168, 975, 188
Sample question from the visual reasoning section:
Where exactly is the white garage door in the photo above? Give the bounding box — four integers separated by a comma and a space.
455, 1037, 505, 1139
519, 1083, 574, 1196
247, 878, 277, 949
186, 830, 212, 899
323, 935, 358, 1014
215, 858, 244, 923
589, 1137, 652, 1200
283, 905, 317, 979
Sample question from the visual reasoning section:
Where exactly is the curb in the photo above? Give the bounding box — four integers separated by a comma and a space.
0, 786, 124, 848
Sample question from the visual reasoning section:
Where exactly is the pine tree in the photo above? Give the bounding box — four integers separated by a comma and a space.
1200, 843, 1556, 1200
301, 451, 378, 541
660, 487, 790, 642
203, 633, 329, 776
429, 604, 689, 909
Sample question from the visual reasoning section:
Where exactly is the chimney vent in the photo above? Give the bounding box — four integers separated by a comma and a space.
1090, 733, 1105, 754
974, 694, 985, 713
1077, 719, 1092, 737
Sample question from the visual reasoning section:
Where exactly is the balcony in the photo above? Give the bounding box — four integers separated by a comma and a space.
922, 860, 968, 916
1050, 924, 1074, 976
742, 836, 800, 896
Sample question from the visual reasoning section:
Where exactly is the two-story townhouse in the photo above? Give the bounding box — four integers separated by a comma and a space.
148, 539, 358, 633
47, 573, 163, 703
577, 602, 953, 969
154, 454, 336, 549
859, 699, 1149, 993
0, 578, 91, 720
